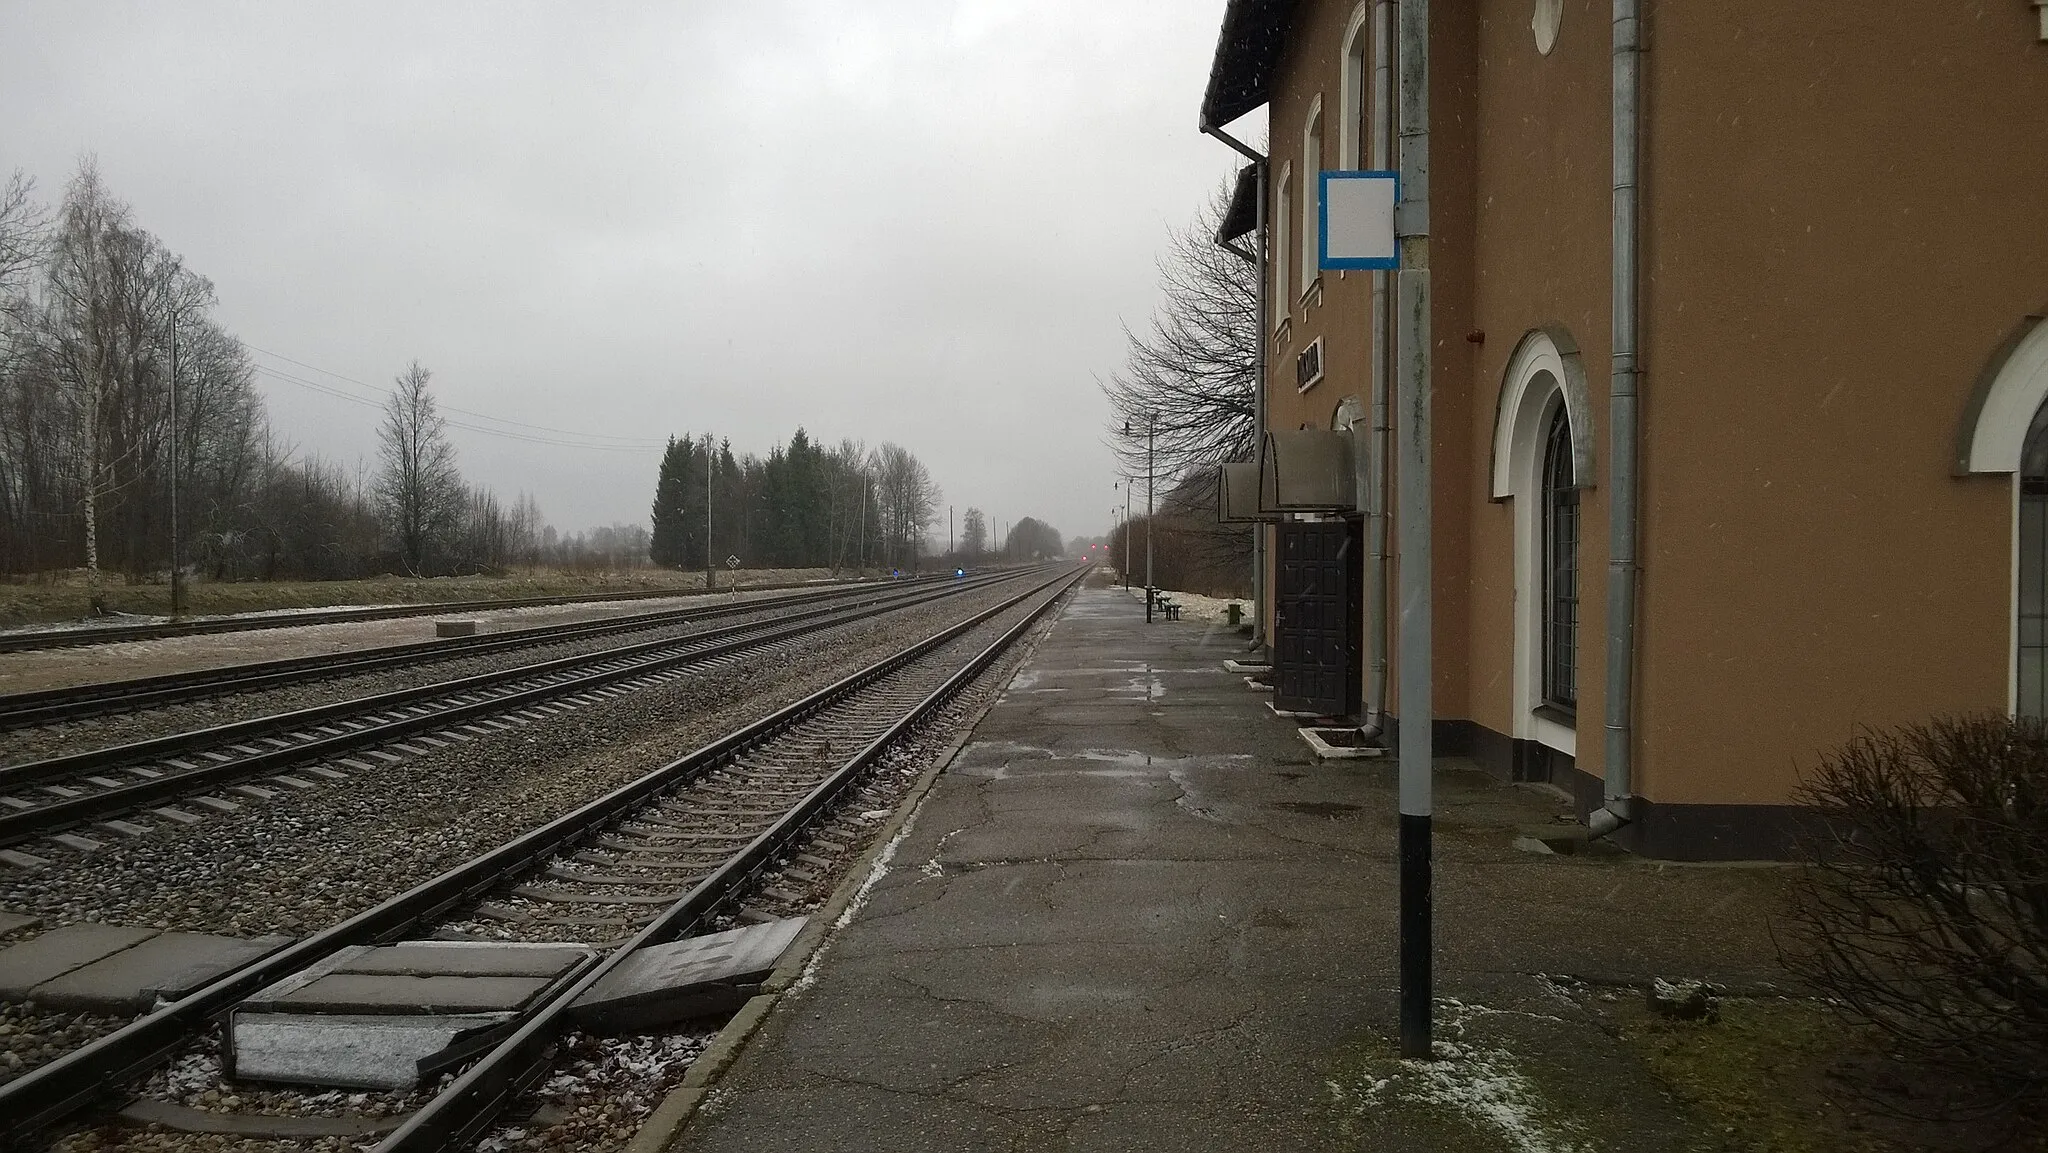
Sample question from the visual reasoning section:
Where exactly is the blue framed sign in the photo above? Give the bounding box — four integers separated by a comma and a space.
1319, 170, 1400, 271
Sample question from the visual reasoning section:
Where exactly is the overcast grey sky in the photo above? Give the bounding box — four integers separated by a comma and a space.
1, 1, 1246, 546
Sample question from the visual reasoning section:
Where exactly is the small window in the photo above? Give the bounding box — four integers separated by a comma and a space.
1300, 98, 1323, 298
1296, 338, 1324, 392
1541, 404, 1579, 711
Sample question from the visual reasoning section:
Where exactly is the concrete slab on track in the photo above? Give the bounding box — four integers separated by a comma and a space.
572, 917, 806, 1034
0, 923, 293, 1011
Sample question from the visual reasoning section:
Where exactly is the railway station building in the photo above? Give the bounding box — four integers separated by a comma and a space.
1202, 0, 2048, 858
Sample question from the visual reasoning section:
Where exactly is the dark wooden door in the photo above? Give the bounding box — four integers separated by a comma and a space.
1274, 519, 1362, 717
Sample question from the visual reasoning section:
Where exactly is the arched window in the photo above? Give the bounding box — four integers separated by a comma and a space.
1338, 4, 1372, 168
1541, 405, 1579, 711
1955, 314, 2048, 716
2019, 398, 2048, 716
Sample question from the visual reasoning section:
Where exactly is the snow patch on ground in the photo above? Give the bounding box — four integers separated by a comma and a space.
1330, 999, 1594, 1153
1113, 584, 1249, 626
788, 798, 928, 994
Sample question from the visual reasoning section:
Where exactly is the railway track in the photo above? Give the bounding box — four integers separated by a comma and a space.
0, 574, 917, 655
0, 562, 1084, 1150
0, 574, 951, 730
0, 569, 1028, 851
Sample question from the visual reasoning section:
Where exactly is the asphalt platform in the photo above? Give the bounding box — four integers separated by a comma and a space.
676, 584, 1793, 1151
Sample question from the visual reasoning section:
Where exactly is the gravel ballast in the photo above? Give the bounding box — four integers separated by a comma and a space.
30, 576, 1073, 1153
1, 580, 969, 766
0, 578, 1038, 934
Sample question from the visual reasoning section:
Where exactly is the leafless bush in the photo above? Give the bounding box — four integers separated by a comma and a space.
1783, 714, 2048, 1121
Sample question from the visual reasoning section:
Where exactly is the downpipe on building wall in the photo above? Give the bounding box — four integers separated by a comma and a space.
1202, 121, 1271, 657
1593, 0, 1643, 839
1362, 0, 1397, 737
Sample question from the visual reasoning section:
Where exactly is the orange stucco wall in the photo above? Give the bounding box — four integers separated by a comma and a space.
1254, 0, 2048, 808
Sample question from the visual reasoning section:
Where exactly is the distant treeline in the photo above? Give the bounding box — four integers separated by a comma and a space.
0, 161, 667, 595
649, 431, 939, 571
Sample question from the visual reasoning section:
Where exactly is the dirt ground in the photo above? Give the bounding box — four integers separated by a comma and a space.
0, 567, 845, 629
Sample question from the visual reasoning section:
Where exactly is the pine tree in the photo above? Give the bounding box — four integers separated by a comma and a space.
649, 436, 690, 567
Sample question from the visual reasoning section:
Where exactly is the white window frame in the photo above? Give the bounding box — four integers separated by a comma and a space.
1958, 316, 2048, 713
1338, 4, 1372, 168
1300, 96, 1323, 301
1494, 329, 1595, 757
1274, 164, 1293, 334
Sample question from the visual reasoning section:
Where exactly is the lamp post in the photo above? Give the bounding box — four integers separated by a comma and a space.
1115, 480, 1132, 589
1123, 418, 1155, 622
166, 303, 185, 618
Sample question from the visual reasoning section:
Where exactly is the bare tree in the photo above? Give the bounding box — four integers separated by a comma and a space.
961, 507, 988, 560
872, 442, 938, 570
0, 171, 44, 298
37, 160, 179, 611
376, 361, 463, 575
1102, 179, 1259, 485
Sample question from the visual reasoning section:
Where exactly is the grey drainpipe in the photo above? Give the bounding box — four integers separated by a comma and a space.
1203, 121, 1271, 658
1361, 0, 1396, 736
1592, 0, 1642, 838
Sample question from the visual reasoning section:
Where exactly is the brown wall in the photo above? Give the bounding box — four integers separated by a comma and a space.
1636, 2, 2048, 804
1464, 0, 1616, 780
1252, 0, 2048, 811
1263, 0, 1479, 722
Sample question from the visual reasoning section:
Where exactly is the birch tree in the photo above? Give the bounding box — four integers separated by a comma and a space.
376, 361, 463, 574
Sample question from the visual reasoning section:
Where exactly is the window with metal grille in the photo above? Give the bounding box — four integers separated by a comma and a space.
2018, 399, 2048, 717
1541, 405, 1579, 711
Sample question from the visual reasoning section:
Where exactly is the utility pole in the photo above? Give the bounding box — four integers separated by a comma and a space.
949, 505, 954, 562
1120, 480, 1132, 590
1128, 419, 1156, 620
705, 436, 715, 591
167, 305, 185, 617
1395, 0, 1435, 1061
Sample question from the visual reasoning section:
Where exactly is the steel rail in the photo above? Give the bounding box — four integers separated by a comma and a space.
0, 571, 1026, 844
0, 564, 1080, 1147
0, 573, 938, 655
378, 563, 1085, 1152
0, 576, 949, 729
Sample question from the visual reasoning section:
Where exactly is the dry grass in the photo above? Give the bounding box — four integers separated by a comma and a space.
0, 567, 846, 628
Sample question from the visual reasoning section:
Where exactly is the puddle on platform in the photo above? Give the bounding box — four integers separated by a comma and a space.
956, 742, 1254, 782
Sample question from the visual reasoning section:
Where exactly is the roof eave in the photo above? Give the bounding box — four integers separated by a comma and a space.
1198, 0, 1298, 131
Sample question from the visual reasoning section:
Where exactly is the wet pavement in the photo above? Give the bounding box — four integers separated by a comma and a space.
676, 585, 1793, 1152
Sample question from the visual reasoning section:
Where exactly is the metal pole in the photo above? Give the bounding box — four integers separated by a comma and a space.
1396, 0, 1434, 1061
1123, 483, 1132, 589
167, 305, 185, 618
705, 437, 715, 590
1145, 420, 1156, 623
1199, 126, 1270, 657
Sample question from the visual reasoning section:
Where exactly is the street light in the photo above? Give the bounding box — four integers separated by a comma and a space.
1123, 417, 1155, 622
1113, 481, 1132, 590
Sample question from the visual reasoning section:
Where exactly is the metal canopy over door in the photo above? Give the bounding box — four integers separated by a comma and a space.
1274, 518, 1363, 717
